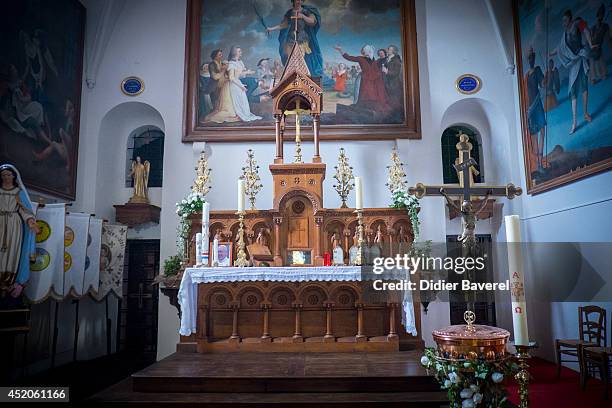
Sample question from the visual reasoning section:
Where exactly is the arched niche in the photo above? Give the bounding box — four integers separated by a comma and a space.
96, 102, 165, 221
124, 125, 165, 188
440, 97, 512, 186
441, 124, 484, 184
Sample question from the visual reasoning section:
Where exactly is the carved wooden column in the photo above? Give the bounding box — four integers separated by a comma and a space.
197, 305, 209, 342
230, 303, 240, 343
312, 113, 321, 163
292, 303, 303, 342
274, 114, 283, 163
314, 216, 323, 265
273, 216, 283, 266
355, 303, 366, 342
388, 303, 398, 340
324, 302, 335, 342
387, 228, 395, 257
261, 303, 272, 342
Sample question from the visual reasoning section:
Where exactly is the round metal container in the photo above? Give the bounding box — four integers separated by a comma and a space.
432, 324, 510, 361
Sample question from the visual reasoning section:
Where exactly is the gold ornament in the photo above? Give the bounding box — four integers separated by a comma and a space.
192, 151, 212, 196
332, 148, 355, 208
386, 147, 407, 193
234, 211, 249, 267
352, 209, 365, 266
240, 149, 263, 210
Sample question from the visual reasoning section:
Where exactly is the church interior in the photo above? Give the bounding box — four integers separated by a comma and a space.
1, 0, 611, 406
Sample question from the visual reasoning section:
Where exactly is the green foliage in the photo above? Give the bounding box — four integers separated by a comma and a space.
420, 347, 518, 408
163, 255, 182, 277
390, 189, 421, 240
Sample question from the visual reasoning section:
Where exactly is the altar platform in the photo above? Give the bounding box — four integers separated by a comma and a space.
89, 351, 447, 407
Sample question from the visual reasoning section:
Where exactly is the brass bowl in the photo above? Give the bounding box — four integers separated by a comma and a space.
432, 324, 510, 361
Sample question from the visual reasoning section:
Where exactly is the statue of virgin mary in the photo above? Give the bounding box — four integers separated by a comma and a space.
0, 164, 39, 298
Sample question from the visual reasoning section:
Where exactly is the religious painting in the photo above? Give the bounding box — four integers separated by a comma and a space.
0, 0, 85, 200
183, 0, 420, 142
514, 0, 612, 194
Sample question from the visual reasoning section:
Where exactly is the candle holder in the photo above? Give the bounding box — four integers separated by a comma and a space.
234, 211, 249, 267
513, 341, 538, 408
353, 209, 365, 266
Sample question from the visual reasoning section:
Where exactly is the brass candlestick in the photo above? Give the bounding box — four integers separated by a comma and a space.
234, 211, 249, 267
333, 148, 355, 208
385, 147, 407, 194
353, 209, 365, 266
514, 342, 538, 408
240, 149, 263, 210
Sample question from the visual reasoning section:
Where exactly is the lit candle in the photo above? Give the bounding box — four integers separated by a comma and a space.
237, 179, 245, 212
355, 176, 363, 210
505, 215, 529, 346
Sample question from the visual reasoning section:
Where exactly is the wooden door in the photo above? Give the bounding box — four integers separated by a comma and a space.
121, 240, 159, 358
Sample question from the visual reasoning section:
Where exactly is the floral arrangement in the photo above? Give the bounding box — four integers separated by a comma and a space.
420, 347, 517, 408
175, 191, 206, 259
390, 188, 421, 240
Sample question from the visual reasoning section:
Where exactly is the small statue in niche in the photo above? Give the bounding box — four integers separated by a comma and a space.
129, 156, 150, 204
349, 229, 359, 265
397, 225, 409, 243
256, 228, 268, 247
374, 225, 384, 245
330, 230, 344, 265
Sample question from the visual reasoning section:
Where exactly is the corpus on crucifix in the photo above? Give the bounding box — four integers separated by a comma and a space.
409, 133, 522, 249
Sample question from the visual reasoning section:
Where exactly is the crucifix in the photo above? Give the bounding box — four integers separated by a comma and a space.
408, 132, 522, 249
409, 132, 522, 317
284, 99, 310, 163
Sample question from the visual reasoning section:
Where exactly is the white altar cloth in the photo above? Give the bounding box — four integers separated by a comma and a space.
178, 265, 417, 337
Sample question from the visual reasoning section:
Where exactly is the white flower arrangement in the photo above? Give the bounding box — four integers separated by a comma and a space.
390, 188, 421, 240
420, 347, 517, 408
175, 191, 206, 259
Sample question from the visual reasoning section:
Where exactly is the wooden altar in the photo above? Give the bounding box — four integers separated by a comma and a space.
178, 41, 422, 353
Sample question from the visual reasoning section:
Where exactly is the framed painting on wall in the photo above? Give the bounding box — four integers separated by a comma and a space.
514, 0, 612, 194
183, 0, 421, 142
0, 0, 85, 200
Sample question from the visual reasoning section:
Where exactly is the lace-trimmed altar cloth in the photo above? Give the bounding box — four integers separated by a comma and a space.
178, 265, 417, 337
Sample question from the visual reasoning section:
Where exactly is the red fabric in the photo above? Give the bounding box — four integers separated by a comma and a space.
342, 53, 390, 111
334, 72, 347, 92
506, 357, 609, 407
576, 18, 587, 32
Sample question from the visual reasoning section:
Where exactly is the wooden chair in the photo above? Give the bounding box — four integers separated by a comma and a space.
581, 346, 611, 399
555, 305, 607, 379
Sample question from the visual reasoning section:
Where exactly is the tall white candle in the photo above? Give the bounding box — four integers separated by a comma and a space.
355, 176, 363, 210
237, 179, 245, 212
505, 215, 529, 346
195, 232, 202, 266
212, 236, 219, 266
296, 114, 301, 142
202, 202, 210, 224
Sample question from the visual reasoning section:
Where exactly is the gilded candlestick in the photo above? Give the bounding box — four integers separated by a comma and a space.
333, 148, 355, 208
353, 209, 365, 266
514, 342, 537, 408
234, 211, 249, 267
240, 149, 263, 210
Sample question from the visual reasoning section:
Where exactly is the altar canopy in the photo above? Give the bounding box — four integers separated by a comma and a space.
178, 266, 417, 337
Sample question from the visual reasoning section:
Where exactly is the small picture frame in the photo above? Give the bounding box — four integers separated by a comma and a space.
209, 241, 233, 267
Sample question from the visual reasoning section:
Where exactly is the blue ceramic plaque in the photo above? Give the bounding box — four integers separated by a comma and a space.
456, 74, 481, 94
121, 76, 144, 96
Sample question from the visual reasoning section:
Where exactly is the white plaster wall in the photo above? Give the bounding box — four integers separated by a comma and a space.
38, 0, 573, 366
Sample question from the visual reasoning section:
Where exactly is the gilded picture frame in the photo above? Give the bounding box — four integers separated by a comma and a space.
182, 0, 421, 142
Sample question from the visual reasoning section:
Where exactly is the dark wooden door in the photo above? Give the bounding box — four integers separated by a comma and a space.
121, 240, 159, 358
446, 235, 496, 326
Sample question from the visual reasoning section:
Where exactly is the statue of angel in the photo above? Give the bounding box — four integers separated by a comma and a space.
129, 156, 150, 203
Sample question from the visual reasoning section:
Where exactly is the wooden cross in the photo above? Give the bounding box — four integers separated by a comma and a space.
409, 133, 522, 203
290, 8, 301, 42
